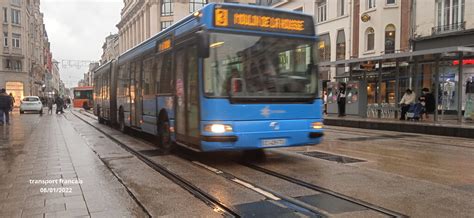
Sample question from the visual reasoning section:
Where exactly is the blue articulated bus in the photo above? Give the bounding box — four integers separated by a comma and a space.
94, 3, 324, 152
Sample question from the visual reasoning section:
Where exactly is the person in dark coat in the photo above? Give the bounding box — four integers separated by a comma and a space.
419, 88, 435, 120
9, 93, 14, 112
337, 83, 347, 117
0, 88, 12, 125
55, 95, 64, 114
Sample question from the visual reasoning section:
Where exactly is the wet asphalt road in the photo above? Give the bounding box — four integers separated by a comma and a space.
1, 109, 473, 217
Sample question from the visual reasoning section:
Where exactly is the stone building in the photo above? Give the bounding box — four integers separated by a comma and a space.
274, 0, 412, 81
100, 33, 119, 65
116, 0, 226, 54
0, 0, 52, 105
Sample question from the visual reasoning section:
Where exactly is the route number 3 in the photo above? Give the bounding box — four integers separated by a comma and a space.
215, 9, 229, 27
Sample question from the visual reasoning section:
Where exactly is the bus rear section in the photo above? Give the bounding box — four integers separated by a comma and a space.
73, 87, 93, 109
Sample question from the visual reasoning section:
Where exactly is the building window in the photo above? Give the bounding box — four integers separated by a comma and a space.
338, 0, 345, 16
317, 0, 327, 23
384, 24, 396, 54
161, 0, 173, 16
318, 33, 331, 62
366, 27, 375, 51
11, 9, 19, 24
255, 0, 283, 6
386, 0, 396, 5
12, 33, 20, 48
13, 60, 21, 71
3, 8, 7, 23
336, 30, 346, 60
5, 59, 11, 69
189, 0, 206, 13
368, 0, 376, 9
435, 0, 465, 33
3, 32, 8, 47
160, 21, 173, 30
11, 0, 21, 6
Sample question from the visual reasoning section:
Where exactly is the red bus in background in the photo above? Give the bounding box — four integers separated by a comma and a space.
73, 86, 93, 109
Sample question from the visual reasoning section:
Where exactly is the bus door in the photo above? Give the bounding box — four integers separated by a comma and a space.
175, 45, 200, 146
131, 62, 143, 127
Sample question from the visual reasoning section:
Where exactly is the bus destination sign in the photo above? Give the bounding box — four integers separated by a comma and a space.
214, 5, 314, 36
157, 38, 172, 53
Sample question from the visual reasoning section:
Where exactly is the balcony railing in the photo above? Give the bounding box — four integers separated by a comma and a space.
432, 22, 466, 35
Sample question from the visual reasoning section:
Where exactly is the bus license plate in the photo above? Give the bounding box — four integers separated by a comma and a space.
262, 139, 286, 147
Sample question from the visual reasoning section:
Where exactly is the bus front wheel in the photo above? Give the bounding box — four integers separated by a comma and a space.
158, 120, 173, 153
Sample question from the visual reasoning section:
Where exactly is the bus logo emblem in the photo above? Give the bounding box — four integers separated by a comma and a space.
269, 122, 280, 130
215, 9, 228, 27
260, 106, 286, 118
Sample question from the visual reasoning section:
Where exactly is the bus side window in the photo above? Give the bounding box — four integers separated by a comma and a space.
159, 53, 172, 94
155, 55, 163, 94
143, 56, 154, 95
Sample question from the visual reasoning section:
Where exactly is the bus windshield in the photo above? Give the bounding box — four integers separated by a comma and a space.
204, 33, 317, 100
74, 90, 92, 99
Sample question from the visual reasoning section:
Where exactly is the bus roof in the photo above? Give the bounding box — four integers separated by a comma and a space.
73, 86, 93, 91
117, 3, 316, 64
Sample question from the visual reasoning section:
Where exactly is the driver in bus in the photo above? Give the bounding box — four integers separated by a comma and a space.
224, 68, 242, 94
258, 58, 277, 92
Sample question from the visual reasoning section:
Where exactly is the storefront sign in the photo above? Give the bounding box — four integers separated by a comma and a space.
453, 59, 474, 65
361, 13, 371, 22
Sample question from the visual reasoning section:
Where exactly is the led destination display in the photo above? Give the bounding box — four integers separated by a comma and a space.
214, 5, 314, 36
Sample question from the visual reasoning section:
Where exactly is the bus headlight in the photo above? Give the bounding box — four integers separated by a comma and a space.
311, 122, 323, 129
204, 124, 233, 133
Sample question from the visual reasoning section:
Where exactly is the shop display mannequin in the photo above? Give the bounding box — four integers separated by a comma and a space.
465, 77, 474, 120
440, 79, 455, 110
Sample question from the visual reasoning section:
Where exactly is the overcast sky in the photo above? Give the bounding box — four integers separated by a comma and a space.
41, 0, 123, 88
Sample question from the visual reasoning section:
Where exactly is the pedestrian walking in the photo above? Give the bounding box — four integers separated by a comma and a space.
323, 90, 328, 115
55, 95, 64, 114
47, 97, 54, 114
0, 88, 13, 125
419, 88, 435, 120
337, 83, 347, 117
399, 89, 416, 120
9, 93, 14, 112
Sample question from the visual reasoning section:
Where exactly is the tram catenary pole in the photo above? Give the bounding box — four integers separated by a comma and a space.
458, 52, 463, 123
434, 55, 440, 123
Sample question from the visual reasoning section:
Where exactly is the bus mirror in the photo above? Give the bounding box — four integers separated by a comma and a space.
196, 31, 210, 58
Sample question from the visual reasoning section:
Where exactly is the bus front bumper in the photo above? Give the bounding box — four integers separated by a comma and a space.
200, 129, 324, 152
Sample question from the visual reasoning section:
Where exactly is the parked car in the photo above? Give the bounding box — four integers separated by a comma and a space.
20, 96, 43, 114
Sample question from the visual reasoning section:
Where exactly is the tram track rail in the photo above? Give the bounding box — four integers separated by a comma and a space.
74, 110, 326, 217
70, 110, 240, 218
239, 162, 408, 218
75, 109, 408, 217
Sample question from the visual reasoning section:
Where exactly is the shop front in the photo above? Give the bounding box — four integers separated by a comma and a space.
6, 81, 24, 107
319, 46, 474, 124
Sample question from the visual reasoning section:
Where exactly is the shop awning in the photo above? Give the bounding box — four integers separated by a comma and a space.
318, 46, 474, 67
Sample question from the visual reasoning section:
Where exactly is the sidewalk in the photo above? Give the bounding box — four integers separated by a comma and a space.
324, 114, 474, 138
0, 111, 147, 217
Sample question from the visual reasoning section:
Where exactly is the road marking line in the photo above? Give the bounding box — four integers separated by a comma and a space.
193, 161, 282, 201
192, 161, 223, 174
231, 178, 281, 201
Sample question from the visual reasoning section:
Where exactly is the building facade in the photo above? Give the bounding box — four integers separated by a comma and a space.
276, 0, 411, 81
100, 33, 119, 65
117, 0, 226, 54
411, 0, 474, 119
0, 0, 52, 105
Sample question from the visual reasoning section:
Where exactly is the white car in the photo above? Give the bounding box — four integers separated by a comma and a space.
20, 96, 43, 114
